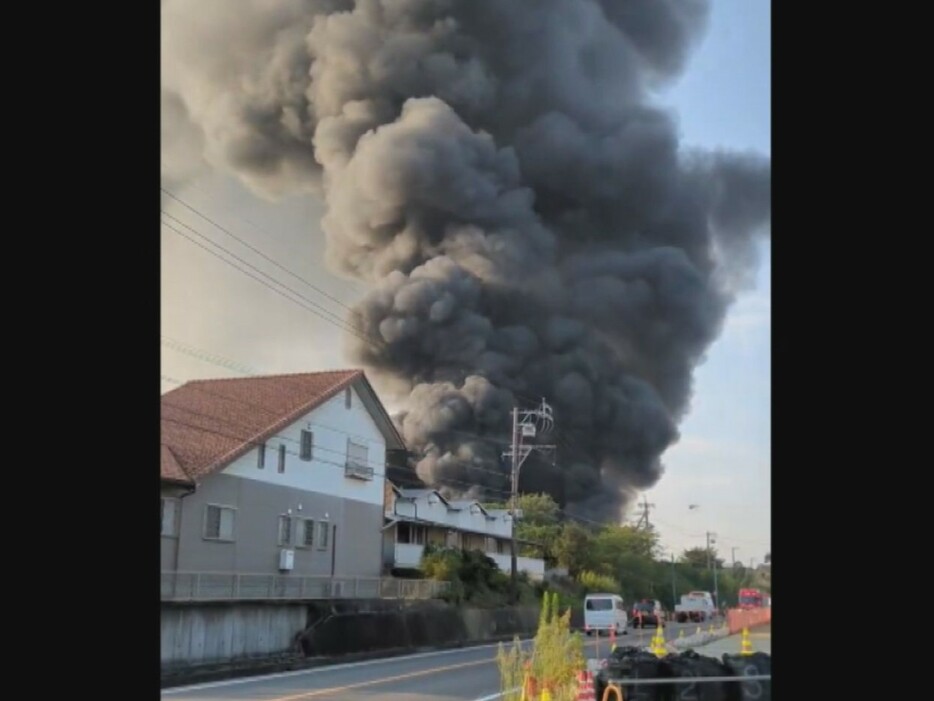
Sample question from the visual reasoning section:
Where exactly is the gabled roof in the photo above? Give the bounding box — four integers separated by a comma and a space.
447, 500, 490, 516
161, 444, 192, 485
160, 369, 405, 484
395, 487, 450, 504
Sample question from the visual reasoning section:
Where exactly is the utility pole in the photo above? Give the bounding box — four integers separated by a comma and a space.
706, 531, 719, 612
503, 399, 555, 603
634, 495, 655, 529
670, 552, 677, 609
732, 547, 740, 568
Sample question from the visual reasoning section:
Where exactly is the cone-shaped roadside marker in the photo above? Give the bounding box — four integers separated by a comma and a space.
576, 670, 597, 701
649, 622, 667, 657
695, 626, 702, 636
610, 626, 617, 651
679, 629, 685, 639
740, 627, 753, 656
541, 687, 553, 701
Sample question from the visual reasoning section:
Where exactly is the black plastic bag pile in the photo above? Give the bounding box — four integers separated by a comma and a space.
593, 647, 772, 701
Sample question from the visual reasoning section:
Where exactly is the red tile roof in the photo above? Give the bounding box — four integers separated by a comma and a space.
160, 369, 390, 483
160, 444, 192, 485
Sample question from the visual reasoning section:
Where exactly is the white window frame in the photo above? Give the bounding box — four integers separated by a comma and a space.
300, 430, 314, 461
278, 515, 292, 546
316, 520, 330, 550
203, 503, 236, 542
161, 497, 179, 538
296, 517, 316, 549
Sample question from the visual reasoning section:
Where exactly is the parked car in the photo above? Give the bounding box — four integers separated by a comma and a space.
630, 599, 665, 628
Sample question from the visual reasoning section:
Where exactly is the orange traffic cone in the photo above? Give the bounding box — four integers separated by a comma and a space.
576, 669, 596, 701
520, 665, 537, 701
609, 626, 617, 651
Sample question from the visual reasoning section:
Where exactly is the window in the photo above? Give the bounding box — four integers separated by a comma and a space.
316, 521, 330, 550
204, 504, 235, 541
257, 442, 265, 469
278, 516, 292, 546
397, 522, 425, 545
278, 444, 286, 473
345, 387, 352, 409
345, 438, 373, 479
297, 518, 315, 548
161, 498, 178, 537
586, 598, 613, 611
300, 430, 313, 461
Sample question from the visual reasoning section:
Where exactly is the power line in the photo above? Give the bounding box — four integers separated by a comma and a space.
161, 186, 358, 312
161, 213, 376, 345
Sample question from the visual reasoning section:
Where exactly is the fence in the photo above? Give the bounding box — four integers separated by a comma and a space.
161, 571, 450, 602
727, 605, 771, 633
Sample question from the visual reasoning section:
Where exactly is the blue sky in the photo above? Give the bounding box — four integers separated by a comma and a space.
647, 0, 771, 566
161, 0, 771, 567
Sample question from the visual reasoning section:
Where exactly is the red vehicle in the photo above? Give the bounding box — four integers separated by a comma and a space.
738, 588, 764, 609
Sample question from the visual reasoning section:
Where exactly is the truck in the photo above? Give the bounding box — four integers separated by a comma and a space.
738, 588, 765, 609
673, 590, 716, 623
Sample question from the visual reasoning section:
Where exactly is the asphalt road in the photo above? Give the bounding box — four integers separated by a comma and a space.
161, 621, 709, 701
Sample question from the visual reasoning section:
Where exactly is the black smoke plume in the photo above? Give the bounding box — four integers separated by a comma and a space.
162, 0, 770, 520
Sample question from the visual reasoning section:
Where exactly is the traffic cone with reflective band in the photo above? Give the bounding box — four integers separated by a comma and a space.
678, 629, 684, 639
740, 627, 753, 656
609, 626, 617, 651
520, 663, 537, 701
695, 626, 701, 636
576, 670, 596, 701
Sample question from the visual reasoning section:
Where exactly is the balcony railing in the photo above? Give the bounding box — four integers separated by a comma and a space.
344, 460, 375, 480
160, 571, 449, 602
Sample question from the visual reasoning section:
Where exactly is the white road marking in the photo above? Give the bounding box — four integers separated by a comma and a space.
162, 638, 535, 695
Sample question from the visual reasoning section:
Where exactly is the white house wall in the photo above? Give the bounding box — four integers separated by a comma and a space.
390, 497, 513, 538
223, 385, 385, 507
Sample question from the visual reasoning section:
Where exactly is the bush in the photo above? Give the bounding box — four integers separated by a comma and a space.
497, 591, 584, 701
578, 569, 621, 594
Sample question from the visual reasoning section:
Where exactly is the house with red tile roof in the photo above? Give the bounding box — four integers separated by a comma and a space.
160, 369, 406, 586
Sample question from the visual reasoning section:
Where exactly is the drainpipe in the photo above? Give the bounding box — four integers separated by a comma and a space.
169, 482, 196, 598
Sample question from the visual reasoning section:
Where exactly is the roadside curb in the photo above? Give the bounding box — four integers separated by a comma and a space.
160, 633, 531, 689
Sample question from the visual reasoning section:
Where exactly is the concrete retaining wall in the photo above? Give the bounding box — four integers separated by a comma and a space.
162, 600, 539, 672
162, 602, 307, 666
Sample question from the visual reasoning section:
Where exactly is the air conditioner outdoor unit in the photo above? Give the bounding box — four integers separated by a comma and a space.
279, 548, 295, 571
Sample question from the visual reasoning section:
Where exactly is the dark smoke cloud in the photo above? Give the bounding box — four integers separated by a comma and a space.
161, 0, 771, 521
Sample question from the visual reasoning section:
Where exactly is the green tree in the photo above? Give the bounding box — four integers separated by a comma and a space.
555, 522, 595, 576
485, 493, 563, 564
680, 547, 725, 569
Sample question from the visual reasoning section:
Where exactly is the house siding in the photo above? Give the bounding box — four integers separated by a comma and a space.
162, 384, 391, 579
170, 474, 383, 577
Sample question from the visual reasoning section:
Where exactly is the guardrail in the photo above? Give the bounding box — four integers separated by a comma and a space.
598, 674, 771, 701
161, 571, 450, 602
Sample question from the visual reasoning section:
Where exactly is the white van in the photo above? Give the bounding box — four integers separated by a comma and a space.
583, 593, 628, 635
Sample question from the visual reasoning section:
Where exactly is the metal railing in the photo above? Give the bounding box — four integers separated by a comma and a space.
344, 461, 375, 480
161, 571, 450, 602
598, 675, 771, 701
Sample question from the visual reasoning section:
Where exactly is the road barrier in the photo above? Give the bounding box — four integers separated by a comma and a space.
726, 606, 771, 634
586, 628, 770, 701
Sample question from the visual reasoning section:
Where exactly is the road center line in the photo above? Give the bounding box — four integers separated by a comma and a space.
266, 657, 492, 700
